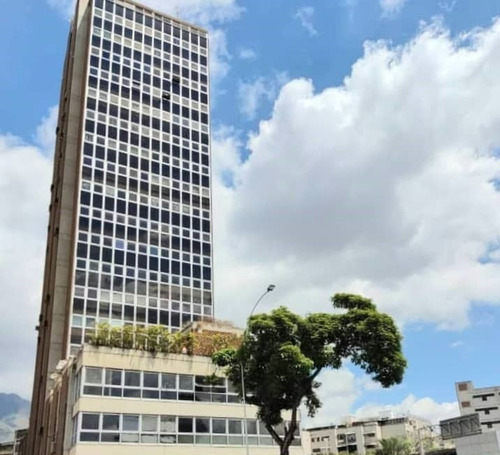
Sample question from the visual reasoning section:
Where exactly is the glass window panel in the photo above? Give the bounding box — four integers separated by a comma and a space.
102, 414, 119, 431
122, 433, 139, 443
260, 436, 274, 446
161, 390, 177, 400
196, 418, 210, 433
195, 392, 210, 402
160, 434, 176, 444
259, 421, 270, 435
248, 436, 259, 445
105, 369, 122, 385
125, 371, 140, 386
104, 387, 122, 397
81, 413, 100, 430
160, 416, 176, 433
212, 419, 226, 434
229, 436, 244, 445
101, 433, 120, 443
143, 372, 159, 388
161, 373, 176, 389
212, 435, 227, 445
196, 435, 211, 444
123, 388, 141, 398
142, 415, 158, 432
247, 420, 258, 435
85, 367, 102, 384
178, 417, 193, 433
228, 420, 242, 434
80, 432, 99, 442
123, 415, 139, 431
178, 435, 194, 444
141, 434, 158, 443
83, 386, 102, 396
178, 391, 194, 401
142, 389, 160, 399
178, 374, 193, 390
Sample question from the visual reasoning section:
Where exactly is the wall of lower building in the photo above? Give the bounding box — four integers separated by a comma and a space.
456, 381, 500, 432
32, 346, 304, 455
455, 431, 500, 455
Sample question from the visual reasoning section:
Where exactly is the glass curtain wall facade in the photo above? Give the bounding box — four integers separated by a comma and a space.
72, 0, 213, 349
27, 0, 212, 452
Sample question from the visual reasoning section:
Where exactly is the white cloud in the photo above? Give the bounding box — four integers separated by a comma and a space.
354, 395, 459, 424
295, 6, 317, 37
34, 106, 58, 153
238, 73, 288, 120
438, 0, 457, 13
47, 0, 75, 19
450, 340, 465, 349
214, 19, 500, 330
380, 0, 407, 17
239, 48, 257, 61
0, 110, 54, 398
304, 369, 458, 427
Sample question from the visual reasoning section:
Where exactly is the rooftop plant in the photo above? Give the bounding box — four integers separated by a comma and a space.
88, 322, 241, 357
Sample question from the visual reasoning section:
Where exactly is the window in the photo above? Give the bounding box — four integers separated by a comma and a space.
85, 367, 102, 384
196, 418, 210, 433
82, 414, 99, 430
179, 418, 193, 433
160, 416, 176, 433
212, 419, 226, 434
76, 412, 289, 447
179, 374, 193, 390
123, 415, 139, 432
142, 415, 158, 432
228, 420, 242, 434
102, 414, 119, 431
125, 371, 140, 386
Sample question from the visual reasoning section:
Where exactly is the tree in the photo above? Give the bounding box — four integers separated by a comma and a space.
375, 437, 412, 455
212, 294, 407, 455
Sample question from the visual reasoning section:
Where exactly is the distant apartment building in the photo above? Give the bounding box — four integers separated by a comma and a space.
456, 381, 500, 431
0, 442, 14, 455
305, 415, 433, 455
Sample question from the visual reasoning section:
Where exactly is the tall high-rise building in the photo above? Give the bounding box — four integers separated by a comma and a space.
28, 0, 213, 451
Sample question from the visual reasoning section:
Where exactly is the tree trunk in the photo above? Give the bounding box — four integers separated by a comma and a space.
280, 445, 290, 455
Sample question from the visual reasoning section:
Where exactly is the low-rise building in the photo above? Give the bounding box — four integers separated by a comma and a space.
13, 429, 27, 455
456, 381, 500, 432
0, 442, 14, 455
306, 414, 433, 455
25, 321, 303, 455
455, 430, 500, 455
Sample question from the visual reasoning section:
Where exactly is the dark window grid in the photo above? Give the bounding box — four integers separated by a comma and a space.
77, 180, 211, 224
78, 413, 288, 446
87, 67, 210, 110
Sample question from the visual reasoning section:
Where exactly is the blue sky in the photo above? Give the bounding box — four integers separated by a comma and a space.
2, 0, 500, 427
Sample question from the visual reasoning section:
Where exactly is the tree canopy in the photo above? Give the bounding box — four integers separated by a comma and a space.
212, 293, 407, 455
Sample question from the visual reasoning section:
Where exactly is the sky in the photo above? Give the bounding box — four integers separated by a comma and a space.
1, 0, 500, 429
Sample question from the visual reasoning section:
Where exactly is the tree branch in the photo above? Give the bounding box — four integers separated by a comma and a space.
265, 422, 284, 447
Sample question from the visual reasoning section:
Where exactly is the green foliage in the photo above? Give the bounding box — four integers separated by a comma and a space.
375, 437, 412, 455
212, 293, 407, 455
88, 323, 239, 357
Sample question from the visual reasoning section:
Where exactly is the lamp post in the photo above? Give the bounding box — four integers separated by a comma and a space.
241, 284, 276, 455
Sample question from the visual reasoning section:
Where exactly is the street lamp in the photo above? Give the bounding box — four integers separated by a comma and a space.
241, 284, 276, 455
